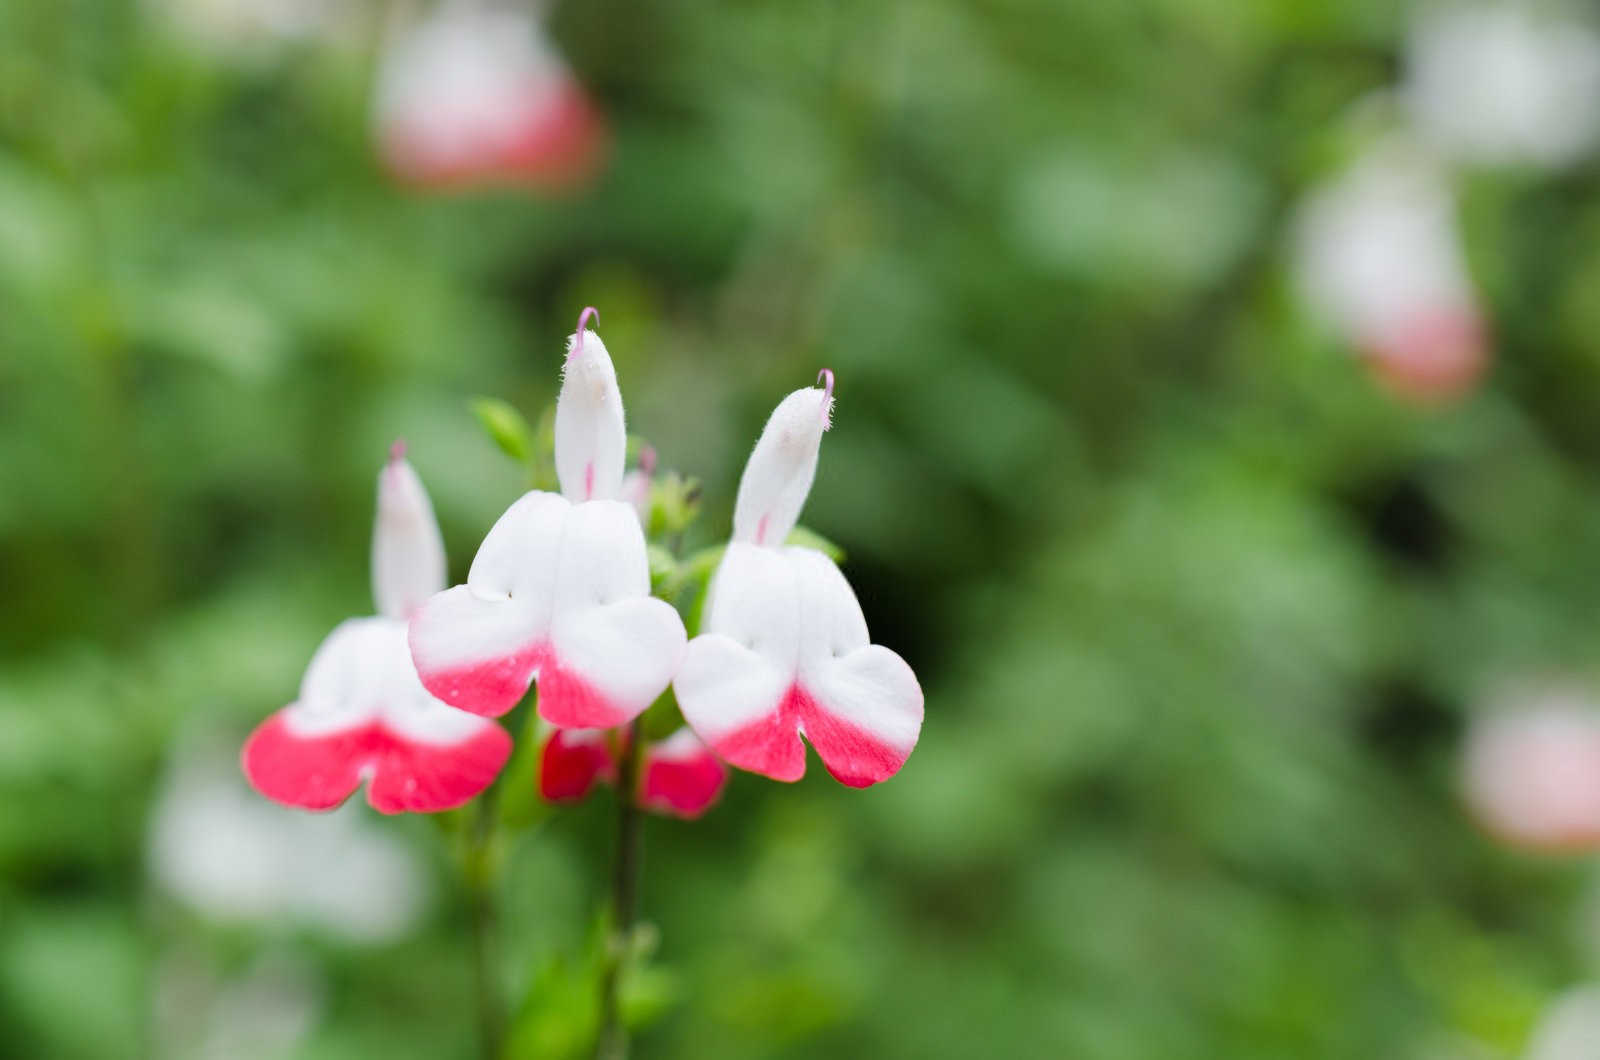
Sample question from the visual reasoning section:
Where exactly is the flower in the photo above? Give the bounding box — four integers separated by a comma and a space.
408, 310, 687, 728
537, 724, 728, 820
1462, 688, 1600, 853
1525, 984, 1600, 1060
1405, 3, 1600, 171
156, 739, 428, 940
674, 372, 924, 787
241, 445, 512, 814
1293, 138, 1489, 402
373, 4, 607, 192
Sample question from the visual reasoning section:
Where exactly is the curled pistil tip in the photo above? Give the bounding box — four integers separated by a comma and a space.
570, 306, 601, 359
389, 438, 407, 463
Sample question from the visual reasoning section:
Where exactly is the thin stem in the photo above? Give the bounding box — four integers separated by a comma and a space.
596, 719, 644, 1060
466, 789, 505, 1060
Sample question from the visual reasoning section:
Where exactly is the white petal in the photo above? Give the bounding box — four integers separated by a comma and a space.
555, 329, 626, 502
731, 385, 833, 546
410, 494, 680, 723
282, 618, 392, 736
549, 596, 686, 722
700, 541, 804, 655
371, 453, 447, 620
675, 633, 791, 741
552, 498, 652, 610
468, 489, 569, 600
677, 544, 921, 785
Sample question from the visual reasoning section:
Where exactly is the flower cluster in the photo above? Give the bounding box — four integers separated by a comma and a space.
242, 310, 923, 818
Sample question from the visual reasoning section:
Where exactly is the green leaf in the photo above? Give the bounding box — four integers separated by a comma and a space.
785, 525, 845, 563
646, 545, 677, 593
472, 397, 534, 465
639, 687, 685, 742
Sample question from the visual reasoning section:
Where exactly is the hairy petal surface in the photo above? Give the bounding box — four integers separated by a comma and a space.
372, 452, 447, 620
555, 328, 626, 502
731, 385, 832, 546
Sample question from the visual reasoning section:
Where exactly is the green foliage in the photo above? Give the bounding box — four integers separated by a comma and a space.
474, 398, 537, 467
6, 0, 1600, 1058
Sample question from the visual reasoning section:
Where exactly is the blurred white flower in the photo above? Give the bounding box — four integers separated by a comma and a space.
1293, 138, 1488, 401
149, 742, 429, 942
1405, 3, 1600, 170
373, 4, 607, 191
1526, 984, 1600, 1060
1462, 688, 1600, 852
154, 951, 323, 1060
151, 0, 354, 54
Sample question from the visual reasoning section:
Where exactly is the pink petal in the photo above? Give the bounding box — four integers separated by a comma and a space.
800, 646, 923, 787
538, 728, 616, 803
411, 494, 681, 723
407, 491, 567, 716
242, 713, 511, 815
373, 8, 607, 194
545, 596, 687, 728
409, 591, 544, 718
1364, 307, 1488, 403
1464, 704, 1600, 852
638, 729, 728, 818
676, 546, 922, 786
674, 633, 797, 779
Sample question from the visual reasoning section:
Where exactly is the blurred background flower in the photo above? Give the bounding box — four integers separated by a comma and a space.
8, 0, 1600, 1057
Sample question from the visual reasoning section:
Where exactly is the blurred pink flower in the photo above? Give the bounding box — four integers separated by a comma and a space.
1293, 139, 1490, 403
373, 5, 607, 192
1462, 691, 1600, 853
674, 373, 924, 787
408, 311, 686, 727
241, 445, 511, 814
537, 723, 728, 820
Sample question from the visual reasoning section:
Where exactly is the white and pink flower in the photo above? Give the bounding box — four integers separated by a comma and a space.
1462, 688, 1600, 853
408, 310, 687, 728
673, 373, 924, 787
1293, 138, 1490, 402
241, 445, 512, 814
373, 4, 607, 192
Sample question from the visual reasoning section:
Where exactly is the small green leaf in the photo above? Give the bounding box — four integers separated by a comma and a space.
651, 472, 703, 538
472, 397, 534, 465
786, 525, 845, 563
639, 688, 685, 742
646, 545, 677, 593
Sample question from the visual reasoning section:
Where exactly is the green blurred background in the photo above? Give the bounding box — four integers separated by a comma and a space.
7, 1, 1600, 1057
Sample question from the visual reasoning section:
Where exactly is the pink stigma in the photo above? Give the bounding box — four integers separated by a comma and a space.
389, 438, 407, 463
639, 445, 657, 477
570, 306, 600, 360
817, 368, 834, 402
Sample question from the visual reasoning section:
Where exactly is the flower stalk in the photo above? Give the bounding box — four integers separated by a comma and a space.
596, 718, 644, 1060
465, 785, 505, 1060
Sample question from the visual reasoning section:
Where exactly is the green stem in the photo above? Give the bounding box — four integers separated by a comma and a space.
466, 789, 505, 1060
596, 719, 644, 1060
